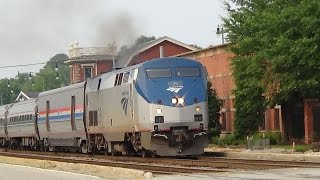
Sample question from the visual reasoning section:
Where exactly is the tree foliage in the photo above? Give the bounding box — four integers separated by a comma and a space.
0, 53, 69, 104
118, 35, 156, 58
190, 44, 202, 50
223, 0, 320, 137
207, 81, 222, 138
31, 53, 70, 91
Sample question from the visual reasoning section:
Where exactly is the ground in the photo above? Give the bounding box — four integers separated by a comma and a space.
0, 156, 152, 180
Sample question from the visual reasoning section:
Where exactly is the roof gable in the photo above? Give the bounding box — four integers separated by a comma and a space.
15, 91, 40, 102
117, 36, 197, 68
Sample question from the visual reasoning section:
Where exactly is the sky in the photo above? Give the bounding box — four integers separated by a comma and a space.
0, 0, 227, 79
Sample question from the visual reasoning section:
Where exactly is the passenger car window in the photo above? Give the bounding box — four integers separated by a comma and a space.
146, 68, 171, 78
175, 67, 200, 77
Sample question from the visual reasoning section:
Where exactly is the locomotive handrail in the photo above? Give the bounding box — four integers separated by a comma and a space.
153, 133, 168, 139
193, 132, 206, 139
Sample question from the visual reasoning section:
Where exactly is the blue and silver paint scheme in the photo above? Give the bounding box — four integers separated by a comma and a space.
85, 57, 208, 156
132, 57, 208, 156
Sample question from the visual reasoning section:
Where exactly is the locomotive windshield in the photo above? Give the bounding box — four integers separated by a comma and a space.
146, 68, 172, 78
175, 67, 200, 77
146, 67, 201, 78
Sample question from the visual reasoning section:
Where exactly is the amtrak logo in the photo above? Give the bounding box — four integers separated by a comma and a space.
121, 97, 128, 115
166, 86, 183, 93
167, 81, 183, 93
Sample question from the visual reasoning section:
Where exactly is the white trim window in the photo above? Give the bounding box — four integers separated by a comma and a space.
84, 66, 92, 79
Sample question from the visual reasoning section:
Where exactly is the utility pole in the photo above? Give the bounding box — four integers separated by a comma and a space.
0, 93, 2, 105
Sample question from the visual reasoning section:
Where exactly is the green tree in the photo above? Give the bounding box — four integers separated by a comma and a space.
190, 44, 202, 50
207, 81, 222, 138
30, 53, 69, 91
0, 53, 69, 104
0, 78, 16, 104
223, 0, 320, 137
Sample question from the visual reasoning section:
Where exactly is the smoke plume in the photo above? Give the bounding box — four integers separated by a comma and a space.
0, 0, 141, 78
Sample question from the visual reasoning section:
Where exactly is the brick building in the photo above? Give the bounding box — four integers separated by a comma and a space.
176, 44, 283, 137
66, 44, 116, 84
176, 44, 319, 144
176, 44, 237, 134
116, 36, 197, 67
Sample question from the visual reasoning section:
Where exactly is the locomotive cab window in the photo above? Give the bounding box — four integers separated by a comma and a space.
146, 68, 171, 78
175, 67, 200, 77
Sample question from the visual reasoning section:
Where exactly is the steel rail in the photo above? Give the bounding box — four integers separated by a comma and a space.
0, 151, 226, 174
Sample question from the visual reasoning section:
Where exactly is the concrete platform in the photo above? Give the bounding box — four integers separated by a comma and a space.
0, 163, 102, 180
154, 168, 320, 179
206, 147, 320, 162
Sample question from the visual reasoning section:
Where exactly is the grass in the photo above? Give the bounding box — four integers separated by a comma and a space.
272, 144, 311, 152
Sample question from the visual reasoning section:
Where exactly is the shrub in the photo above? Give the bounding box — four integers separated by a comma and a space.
253, 131, 282, 145
211, 135, 246, 147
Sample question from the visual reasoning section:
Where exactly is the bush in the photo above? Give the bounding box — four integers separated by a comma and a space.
211, 135, 246, 147
208, 126, 221, 139
313, 130, 320, 141
253, 131, 282, 145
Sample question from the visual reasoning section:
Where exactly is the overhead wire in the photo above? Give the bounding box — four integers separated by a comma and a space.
0, 62, 46, 69
0, 59, 66, 69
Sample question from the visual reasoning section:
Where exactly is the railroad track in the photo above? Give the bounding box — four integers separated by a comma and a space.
0, 150, 226, 174
0, 149, 319, 173
198, 156, 320, 170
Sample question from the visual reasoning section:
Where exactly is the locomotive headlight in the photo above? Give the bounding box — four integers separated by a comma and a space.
172, 97, 178, 104
195, 106, 201, 112
178, 97, 184, 105
172, 97, 184, 105
156, 108, 162, 114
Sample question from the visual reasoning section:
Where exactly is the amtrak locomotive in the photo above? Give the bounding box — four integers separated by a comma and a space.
0, 57, 209, 157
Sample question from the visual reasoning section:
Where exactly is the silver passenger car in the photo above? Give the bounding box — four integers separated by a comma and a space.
37, 82, 86, 151
0, 105, 8, 146
6, 99, 38, 148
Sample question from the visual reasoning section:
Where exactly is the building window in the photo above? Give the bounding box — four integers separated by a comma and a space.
274, 108, 280, 130
70, 66, 74, 83
221, 112, 226, 131
84, 67, 92, 79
